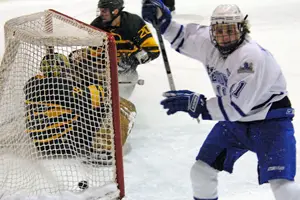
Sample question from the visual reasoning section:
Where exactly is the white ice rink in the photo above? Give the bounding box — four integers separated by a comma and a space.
1, 0, 300, 199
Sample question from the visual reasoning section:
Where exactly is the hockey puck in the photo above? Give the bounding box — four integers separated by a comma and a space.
78, 180, 89, 190
137, 79, 144, 85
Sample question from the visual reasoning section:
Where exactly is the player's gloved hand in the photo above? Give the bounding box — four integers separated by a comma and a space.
118, 61, 131, 73
118, 50, 151, 73
118, 54, 137, 73
160, 90, 212, 119
142, 0, 172, 34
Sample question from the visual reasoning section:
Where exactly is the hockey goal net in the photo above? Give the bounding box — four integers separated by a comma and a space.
0, 9, 124, 199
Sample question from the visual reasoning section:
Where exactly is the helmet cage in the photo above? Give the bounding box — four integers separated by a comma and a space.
209, 4, 248, 56
209, 20, 247, 56
68, 47, 107, 85
40, 53, 70, 77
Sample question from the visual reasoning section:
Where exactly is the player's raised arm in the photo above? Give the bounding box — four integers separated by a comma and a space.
142, 0, 214, 63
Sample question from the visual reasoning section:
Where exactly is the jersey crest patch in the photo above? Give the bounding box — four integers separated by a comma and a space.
206, 64, 215, 75
238, 62, 254, 74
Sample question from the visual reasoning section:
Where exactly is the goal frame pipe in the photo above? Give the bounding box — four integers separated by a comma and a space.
108, 34, 125, 199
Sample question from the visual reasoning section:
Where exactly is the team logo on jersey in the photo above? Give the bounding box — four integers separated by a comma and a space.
211, 71, 228, 87
238, 62, 254, 74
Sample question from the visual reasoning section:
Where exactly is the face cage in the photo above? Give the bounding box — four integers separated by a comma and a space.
69, 59, 107, 85
209, 22, 246, 56
42, 67, 70, 78
41, 60, 70, 78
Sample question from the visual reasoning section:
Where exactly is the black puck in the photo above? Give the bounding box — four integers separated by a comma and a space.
78, 180, 89, 190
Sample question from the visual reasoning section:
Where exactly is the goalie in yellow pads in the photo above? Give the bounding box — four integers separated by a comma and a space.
24, 49, 136, 163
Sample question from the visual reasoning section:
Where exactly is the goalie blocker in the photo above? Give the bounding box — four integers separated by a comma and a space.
24, 50, 136, 160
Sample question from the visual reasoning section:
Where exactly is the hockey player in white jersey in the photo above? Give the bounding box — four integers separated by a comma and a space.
142, 1, 300, 200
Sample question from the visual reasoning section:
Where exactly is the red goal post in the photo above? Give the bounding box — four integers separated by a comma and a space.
0, 9, 124, 199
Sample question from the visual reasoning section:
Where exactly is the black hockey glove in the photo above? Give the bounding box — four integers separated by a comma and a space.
118, 50, 150, 73
118, 54, 138, 73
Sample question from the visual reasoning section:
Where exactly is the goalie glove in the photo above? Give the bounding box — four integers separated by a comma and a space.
160, 90, 212, 119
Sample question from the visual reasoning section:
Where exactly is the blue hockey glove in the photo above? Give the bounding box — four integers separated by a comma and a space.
142, 0, 172, 34
160, 90, 212, 119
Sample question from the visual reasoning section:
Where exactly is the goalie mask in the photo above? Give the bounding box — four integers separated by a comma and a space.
68, 47, 107, 85
209, 4, 250, 57
40, 53, 70, 77
96, 0, 124, 26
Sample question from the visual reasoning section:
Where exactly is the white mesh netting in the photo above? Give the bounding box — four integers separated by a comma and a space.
0, 9, 122, 200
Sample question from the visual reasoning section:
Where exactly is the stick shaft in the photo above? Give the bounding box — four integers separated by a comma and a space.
154, 24, 176, 90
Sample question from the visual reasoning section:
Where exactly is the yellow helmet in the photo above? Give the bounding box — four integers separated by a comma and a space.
40, 53, 70, 77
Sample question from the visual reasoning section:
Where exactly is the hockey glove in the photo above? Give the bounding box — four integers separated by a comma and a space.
118, 61, 131, 73
118, 50, 151, 73
160, 90, 212, 119
118, 54, 138, 73
142, 0, 172, 34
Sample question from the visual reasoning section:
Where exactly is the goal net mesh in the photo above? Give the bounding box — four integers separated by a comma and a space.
0, 9, 122, 200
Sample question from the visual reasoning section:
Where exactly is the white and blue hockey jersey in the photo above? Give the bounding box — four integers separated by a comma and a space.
163, 21, 293, 122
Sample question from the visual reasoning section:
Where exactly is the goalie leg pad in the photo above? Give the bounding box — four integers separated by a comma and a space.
92, 97, 136, 152
119, 97, 136, 145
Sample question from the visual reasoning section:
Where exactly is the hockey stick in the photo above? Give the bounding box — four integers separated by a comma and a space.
153, 21, 200, 123
153, 22, 176, 90
118, 79, 145, 85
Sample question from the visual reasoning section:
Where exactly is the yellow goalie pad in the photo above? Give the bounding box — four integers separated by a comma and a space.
119, 97, 136, 144
93, 97, 136, 151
